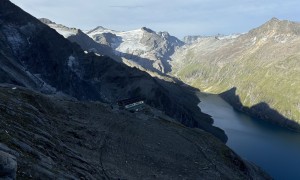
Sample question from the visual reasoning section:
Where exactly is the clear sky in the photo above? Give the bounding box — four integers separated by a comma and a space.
10, 0, 300, 39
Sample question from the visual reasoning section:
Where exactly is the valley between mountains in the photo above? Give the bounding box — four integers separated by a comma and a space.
44, 16, 300, 130
0, 0, 272, 179
1, 0, 300, 179
172, 18, 300, 130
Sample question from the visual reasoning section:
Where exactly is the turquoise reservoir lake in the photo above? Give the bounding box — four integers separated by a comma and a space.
198, 93, 300, 180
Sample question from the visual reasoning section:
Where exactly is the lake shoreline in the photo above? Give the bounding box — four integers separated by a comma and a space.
197, 92, 300, 179
219, 88, 300, 132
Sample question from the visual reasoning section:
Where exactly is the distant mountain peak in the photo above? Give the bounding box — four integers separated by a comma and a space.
94, 26, 108, 31
263, 17, 282, 27
87, 26, 111, 34
270, 17, 280, 22
262, 17, 281, 27
141, 27, 155, 33
250, 17, 300, 36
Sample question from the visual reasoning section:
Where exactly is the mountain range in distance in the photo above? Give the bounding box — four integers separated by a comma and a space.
43, 17, 300, 131
40, 18, 184, 74
1, 0, 299, 178
0, 1, 273, 179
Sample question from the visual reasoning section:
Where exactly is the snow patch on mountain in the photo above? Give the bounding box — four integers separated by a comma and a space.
87, 28, 147, 52
48, 24, 78, 38
86, 26, 184, 73
43, 20, 183, 73
116, 29, 148, 52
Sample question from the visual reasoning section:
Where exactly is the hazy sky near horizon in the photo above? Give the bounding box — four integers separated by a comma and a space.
10, 0, 300, 38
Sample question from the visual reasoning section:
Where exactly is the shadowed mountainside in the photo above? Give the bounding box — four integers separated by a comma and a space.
220, 87, 300, 131
0, 0, 226, 141
0, 1, 274, 179
0, 85, 271, 179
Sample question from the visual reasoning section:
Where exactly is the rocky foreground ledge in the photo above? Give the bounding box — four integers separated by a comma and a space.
0, 85, 271, 179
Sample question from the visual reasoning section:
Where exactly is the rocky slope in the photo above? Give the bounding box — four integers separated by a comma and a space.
41, 14, 300, 131
0, 85, 271, 179
0, 0, 230, 141
0, 1, 273, 179
85, 26, 184, 73
171, 18, 300, 130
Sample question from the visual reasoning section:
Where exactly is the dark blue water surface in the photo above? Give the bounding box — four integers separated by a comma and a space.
198, 93, 300, 180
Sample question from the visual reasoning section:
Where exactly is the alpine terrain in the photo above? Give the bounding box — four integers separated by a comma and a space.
0, 0, 271, 179
83, 25, 183, 73
171, 18, 300, 130
44, 17, 300, 131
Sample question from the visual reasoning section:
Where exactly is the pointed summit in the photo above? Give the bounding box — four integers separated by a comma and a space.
269, 17, 280, 22
94, 26, 108, 31
86, 26, 114, 35
141, 27, 155, 33
250, 17, 300, 36
89, 26, 109, 32
264, 17, 281, 27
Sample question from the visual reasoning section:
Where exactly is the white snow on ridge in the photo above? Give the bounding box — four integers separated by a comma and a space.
87, 27, 148, 52
48, 24, 78, 38
116, 29, 147, 52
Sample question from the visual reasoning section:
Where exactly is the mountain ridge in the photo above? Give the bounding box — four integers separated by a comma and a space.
43, 16, 300, 130
171, 17, 300, 130
0, 1, 272, 179
45, 21, 184, 73
1, 0, 229, 140
85, 24, 184, 73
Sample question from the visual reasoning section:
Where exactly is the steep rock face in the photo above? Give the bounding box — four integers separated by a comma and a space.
0, 0, 226, 141
171, 18, 300, 129
0, 85, 271, 179
86, 26, 184, 73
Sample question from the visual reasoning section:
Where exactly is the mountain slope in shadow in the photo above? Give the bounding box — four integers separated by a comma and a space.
220, 87, 300, 131
0, 85, 271, 179
0, 1, 225, 140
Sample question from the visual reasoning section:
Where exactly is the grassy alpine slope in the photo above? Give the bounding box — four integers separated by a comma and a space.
172, 18, 300, 129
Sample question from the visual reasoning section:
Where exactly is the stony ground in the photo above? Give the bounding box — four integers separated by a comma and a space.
0, 85, 271, 179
